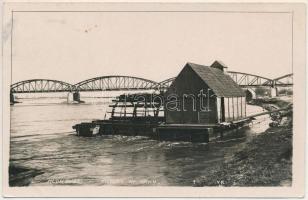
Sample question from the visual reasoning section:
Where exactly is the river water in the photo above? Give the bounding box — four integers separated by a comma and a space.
10, 96, 269, 186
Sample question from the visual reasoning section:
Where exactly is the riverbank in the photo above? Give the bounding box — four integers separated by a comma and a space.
195, 96, 293, 186
249, 96, 292, 110
9, 164, 44, 186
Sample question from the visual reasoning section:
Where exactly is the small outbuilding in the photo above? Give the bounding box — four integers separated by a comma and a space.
164, 61, 246, 125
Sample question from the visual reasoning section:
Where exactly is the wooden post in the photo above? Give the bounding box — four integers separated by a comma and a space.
227, 98, 230, 121
244, 97, 247, 117
120, 105, 123, 117
241, 97, 243, 118
124, 98, 127, 117
216, 97, 220, 123
236, 97, 239, 120
221, 97, 225, 122
111, 102, 118, 118
232, 97, 234, 120
144, 99, 147, 116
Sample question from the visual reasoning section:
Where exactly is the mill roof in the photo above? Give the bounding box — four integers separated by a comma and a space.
187, 61, 245, 97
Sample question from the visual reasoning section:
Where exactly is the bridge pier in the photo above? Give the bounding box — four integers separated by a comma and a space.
270, 87, 278, 97
10, 92, 20, 105
245, 88, 256, 101
10, 92, 15, 105
73, 91, 81, 102
67, 91, 84, 103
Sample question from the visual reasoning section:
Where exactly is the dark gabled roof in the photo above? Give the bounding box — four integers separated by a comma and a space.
187, 62, 245, 97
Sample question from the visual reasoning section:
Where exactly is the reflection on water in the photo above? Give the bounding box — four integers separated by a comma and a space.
10, 98, 268, 186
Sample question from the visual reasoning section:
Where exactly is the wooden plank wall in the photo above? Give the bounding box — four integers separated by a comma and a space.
223, 97, 246, 122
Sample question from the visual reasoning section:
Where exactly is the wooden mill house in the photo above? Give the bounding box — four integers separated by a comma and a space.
157, 61, 247, 142
164, 61, 246, 124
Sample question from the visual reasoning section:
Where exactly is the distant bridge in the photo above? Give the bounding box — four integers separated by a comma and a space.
74, 76, 159, 91
227, 72, 293, 87
158, 72, 293, 88
10, 76, 162, 94
272, 73, 293, 87
157, 77, 175, 88
10, 79, 74, 93
10, 72, 293, 96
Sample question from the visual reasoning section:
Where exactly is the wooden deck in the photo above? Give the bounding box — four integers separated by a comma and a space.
157, 123, 218, 130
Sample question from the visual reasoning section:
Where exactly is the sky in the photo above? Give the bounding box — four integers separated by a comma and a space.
12, 11, 293, 84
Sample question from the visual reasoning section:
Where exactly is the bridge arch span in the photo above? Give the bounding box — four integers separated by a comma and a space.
11, 79, 74, 93
273, 73, 293, 86
158, 77, 176, 89
227, 71, 273, 87
74, 76, 159, 91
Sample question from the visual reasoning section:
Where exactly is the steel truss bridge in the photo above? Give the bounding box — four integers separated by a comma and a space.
10, 72, 293, 94
159, 72, 293, 89
227, 72, 293, 87
11, 79, 74, 93
74, 76, 158, 91
10, 76, 161, 94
